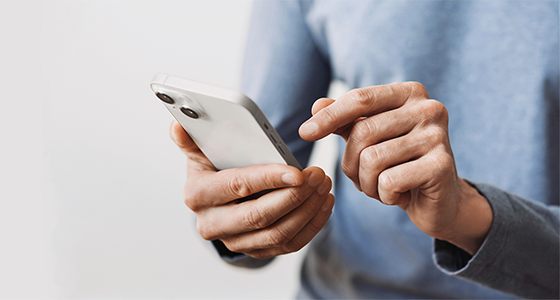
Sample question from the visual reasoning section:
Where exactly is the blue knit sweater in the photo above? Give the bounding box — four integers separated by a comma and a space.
228, 1, 559, 298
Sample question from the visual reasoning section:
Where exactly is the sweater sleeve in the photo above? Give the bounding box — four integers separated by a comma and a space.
433, 181, 560, 299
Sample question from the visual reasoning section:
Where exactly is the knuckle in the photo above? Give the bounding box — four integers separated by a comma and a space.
407, 81, 429, 98
241, 205, 274, 230
240, 208, 263, 229
183, 195, 196, 210
196, 219, 219, 241
429, 100, 448, 121
183, 186, 204, 212
241, 208, 261, 229
260, 171, 277, 188
433, 127, 448, 143
378, 171, 396, 194
422, 126, 448, 148
359, 148, 383, 198
350, 119, 375, 143
347, 88, 372, 106
228, 174, 251, 199
285, 187, 306, 208
432, 151, 455, 175
419, 100, 448, 123
265, 226, 291, 247
360, 146, 383, 170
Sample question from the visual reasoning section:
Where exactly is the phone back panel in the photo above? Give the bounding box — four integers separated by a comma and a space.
151, 74, 301, 170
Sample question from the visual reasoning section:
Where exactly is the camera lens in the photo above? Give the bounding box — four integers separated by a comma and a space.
156, 93, 174, 104
180, 107, 199, 119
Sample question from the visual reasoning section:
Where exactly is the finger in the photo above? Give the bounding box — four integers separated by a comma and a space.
299, 82, 427, 141
185, 164, 310, 212
275, 192, 334, 253
170, 120, 216, 173
193, 167, 325, 239
245, 193, 335, 259
357, 127, 446, 199
376, 149, 456, 209
311, 98, 336, 115
341, 106, 421, 185
307, 97, 356, 141
222, 176, 332, 254
170, 120, 200, 155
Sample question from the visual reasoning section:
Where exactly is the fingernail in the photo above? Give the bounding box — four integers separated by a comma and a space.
317, 179, 331, 195
307, 171, 323, 187
321, 195, 334, 212
300, 121, 318, 137
282, 173, 298, 186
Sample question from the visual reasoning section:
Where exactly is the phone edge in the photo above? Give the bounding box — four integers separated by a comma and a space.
151, 73, 303, 170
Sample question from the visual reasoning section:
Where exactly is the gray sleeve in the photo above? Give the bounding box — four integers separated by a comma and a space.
432, 181, 560, 299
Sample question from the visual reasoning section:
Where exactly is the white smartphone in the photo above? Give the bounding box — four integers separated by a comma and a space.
151, 73, 302, 171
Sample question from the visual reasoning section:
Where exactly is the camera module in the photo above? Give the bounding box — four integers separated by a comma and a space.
180, 107, 199, 119
156, 93, 175, 104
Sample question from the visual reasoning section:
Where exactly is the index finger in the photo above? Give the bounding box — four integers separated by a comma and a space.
299, 82, 424, 141
170, 120, 200, 155
170, 120, 216, 172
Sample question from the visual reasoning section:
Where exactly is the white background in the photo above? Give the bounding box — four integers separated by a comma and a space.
0, 1, 340, 299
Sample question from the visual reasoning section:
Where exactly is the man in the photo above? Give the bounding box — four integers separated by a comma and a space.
171, 1, 559, 298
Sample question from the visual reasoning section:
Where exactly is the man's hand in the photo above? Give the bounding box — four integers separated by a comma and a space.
170, 120, 334, 259
299, 82, 492, 255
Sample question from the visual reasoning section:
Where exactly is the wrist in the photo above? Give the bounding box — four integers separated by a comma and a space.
444, 179, 493, 255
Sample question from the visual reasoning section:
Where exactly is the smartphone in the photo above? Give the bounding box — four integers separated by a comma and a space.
150, 73, 302, 171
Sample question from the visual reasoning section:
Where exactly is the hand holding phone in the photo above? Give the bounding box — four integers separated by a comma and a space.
170, 120, 334, 259
155, 74, 334, 259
